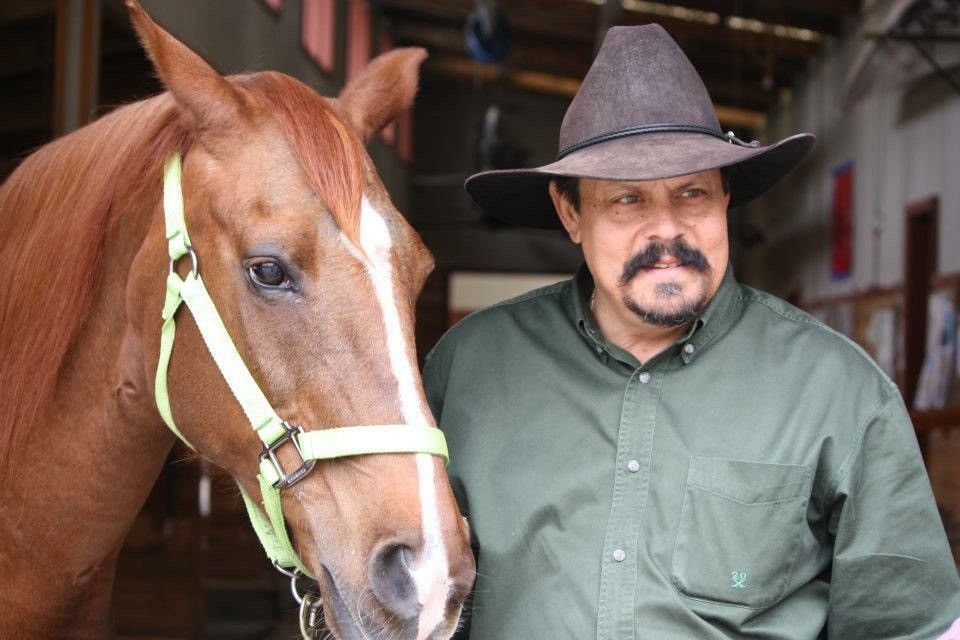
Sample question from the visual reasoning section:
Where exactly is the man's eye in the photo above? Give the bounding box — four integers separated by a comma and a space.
681, 189, 706, 198
248, 260, 291, 289
616, 194, 639, 204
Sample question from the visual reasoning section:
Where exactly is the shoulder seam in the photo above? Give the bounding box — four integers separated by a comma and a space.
422, 279, 572, 366
825, 383, 899, 507
740, 290, 895, 387
739, 289, 903, 509
485, 279, 571, 310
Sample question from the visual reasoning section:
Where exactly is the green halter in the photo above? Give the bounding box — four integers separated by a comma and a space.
154, 153, 449, 580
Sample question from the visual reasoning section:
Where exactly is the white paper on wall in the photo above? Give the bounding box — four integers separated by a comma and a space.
865, 306, 897, 379
914, 291, 957, 410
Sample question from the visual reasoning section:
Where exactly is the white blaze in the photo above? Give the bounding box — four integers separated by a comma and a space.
345, 196, 449, 639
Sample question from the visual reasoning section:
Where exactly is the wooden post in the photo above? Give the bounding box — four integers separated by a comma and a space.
52, 0, 100, 137
904, 196, 940, 460
594, 0, 622, 58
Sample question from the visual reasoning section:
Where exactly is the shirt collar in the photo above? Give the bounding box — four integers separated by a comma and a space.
570, 262, 742, 368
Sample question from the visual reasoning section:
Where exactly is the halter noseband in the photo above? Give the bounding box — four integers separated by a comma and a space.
154, 153, 449, 583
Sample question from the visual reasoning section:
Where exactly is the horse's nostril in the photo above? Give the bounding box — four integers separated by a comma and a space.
368, 542, 420, 620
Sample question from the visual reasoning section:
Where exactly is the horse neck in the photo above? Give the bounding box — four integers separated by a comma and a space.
0, 156, 174, 633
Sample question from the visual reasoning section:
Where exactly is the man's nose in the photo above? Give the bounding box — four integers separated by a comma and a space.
643, 201, 685, 243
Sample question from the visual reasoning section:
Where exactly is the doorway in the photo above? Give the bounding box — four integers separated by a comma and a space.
903, 196, 939, 408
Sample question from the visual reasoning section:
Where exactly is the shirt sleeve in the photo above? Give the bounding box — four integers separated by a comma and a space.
827, 389, 960, 639
421, 342, 448, 423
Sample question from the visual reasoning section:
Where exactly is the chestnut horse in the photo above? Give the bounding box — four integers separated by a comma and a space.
0, 3, 473, 639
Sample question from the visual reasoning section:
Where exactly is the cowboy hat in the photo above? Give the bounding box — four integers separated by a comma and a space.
465, 24, 815, 229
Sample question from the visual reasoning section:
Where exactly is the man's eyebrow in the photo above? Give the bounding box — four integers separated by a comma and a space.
670, 179, 709, 190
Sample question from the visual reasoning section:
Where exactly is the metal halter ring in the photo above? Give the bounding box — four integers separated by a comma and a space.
273, 561, 321, 605
168, 245, 199, 279
299, 594, 325, 638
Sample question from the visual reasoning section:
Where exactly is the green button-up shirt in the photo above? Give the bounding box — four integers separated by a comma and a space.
423, 265, 960, 639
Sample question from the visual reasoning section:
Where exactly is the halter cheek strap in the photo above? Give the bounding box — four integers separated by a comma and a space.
155, 153, 449, 580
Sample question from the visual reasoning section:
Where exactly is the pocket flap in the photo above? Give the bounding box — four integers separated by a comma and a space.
688, 457, 811, 504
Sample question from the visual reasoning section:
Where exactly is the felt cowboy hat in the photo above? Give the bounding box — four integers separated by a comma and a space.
465, 24, 815, 229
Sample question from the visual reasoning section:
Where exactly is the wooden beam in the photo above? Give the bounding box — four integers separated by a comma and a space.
616, 10, 822, 57
913, 405, 960, 435
393, 20, 594, 78
715, 105, 766, 131
0, 0, 54, 24
386, 3, 819, 111
424, 54, 582, 98
380, 0, 594, 41
393, 18, 798, 108
424, 53, 766, 130
379, 0, 824, 56
656, 0, 853, 35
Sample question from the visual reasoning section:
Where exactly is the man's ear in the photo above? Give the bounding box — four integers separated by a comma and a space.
549, 180, 582, 244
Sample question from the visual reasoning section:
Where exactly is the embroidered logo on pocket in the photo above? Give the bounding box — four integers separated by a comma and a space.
730, 571, 748, 588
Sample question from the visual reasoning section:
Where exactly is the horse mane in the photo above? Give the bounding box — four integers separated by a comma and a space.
0, 72, 365, 461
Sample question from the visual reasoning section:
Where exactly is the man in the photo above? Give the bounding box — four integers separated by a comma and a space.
423, 24, 960, 639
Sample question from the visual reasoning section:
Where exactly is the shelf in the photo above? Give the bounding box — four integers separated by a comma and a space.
912, 405, 960, 434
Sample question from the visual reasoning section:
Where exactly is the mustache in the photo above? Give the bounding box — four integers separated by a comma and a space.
619, 238, 711, 286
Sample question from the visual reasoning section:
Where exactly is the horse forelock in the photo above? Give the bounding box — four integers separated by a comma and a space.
0, 95, 191, 468
239, 72, 366, 247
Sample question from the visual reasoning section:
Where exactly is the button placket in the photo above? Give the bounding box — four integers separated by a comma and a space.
596, 366, 661, 640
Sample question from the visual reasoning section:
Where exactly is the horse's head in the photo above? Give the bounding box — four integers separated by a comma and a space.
124, 4, 474, 638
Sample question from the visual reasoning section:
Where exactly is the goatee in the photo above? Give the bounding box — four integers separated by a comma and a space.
619, 238, 712, 328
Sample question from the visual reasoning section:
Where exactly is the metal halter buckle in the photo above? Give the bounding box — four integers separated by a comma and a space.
260, 422, 317, 489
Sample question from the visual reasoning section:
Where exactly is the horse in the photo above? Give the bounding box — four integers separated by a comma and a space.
0, 2, 474, 638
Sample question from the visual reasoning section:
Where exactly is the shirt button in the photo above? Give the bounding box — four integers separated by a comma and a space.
627, 459, 640, 473
639, 372, 651, 384
595, 345, 603, 354
613, 549, 626, 562
683, 343, 695, 354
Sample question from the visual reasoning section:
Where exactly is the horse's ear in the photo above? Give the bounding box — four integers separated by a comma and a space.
336, 48, 427, 142
126, 0, 245, 132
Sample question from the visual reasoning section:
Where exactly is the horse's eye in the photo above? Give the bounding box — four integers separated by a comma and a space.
248, 260, 290, 289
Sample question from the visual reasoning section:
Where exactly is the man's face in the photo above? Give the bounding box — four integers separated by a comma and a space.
551, 169, 729, 328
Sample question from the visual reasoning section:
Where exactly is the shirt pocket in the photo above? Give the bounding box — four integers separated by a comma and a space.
671, 456, 812, 609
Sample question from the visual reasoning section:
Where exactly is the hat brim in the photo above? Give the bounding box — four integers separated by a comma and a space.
464, 132, 815, 229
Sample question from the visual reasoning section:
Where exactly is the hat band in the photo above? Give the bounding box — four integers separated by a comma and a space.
556, 123, 759, 160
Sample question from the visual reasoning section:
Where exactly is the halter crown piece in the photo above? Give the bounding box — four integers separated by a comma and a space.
155, 153, 449, 587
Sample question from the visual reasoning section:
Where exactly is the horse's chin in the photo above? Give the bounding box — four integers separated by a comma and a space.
317, 566, 368, 640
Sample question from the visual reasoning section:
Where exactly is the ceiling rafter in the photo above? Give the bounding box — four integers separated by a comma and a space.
377, 0, 842, 116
